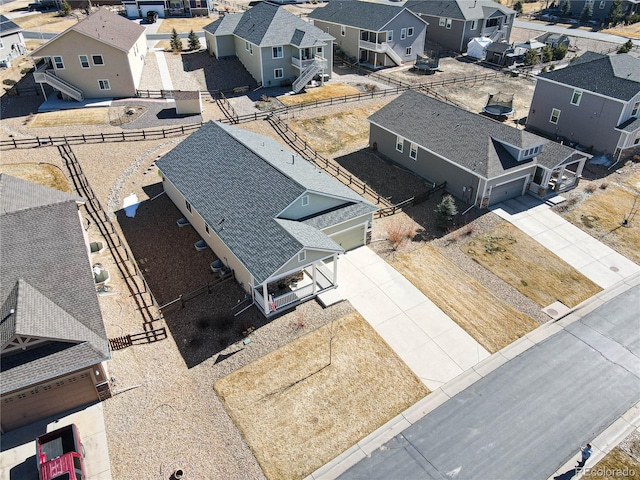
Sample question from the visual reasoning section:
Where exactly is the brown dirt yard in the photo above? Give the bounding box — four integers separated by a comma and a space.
601, 22, 640, 39
14, 11, 85, 33
29, 107, 109, 127
0, 162, 70, 191
156, 16, 215, 33
277, 83, 361, 106
215, 312, 428, 480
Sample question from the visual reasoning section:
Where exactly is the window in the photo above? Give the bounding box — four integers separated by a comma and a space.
570, 89, 582, 105
0, 39, 3, 49
274, 68, 283, 79
272, 46, 283, 59
439, 17, 446, 27
599, 0, 605, 8
316, 46, 322, 54
387, 30, 393, 41
79, 55, 90, 68
301, 195, 309, 206
98, 79, 110, 90
407, 27, 414, 37
446, 18, 452, 29
341, 25, 345, 36
91, 54, 104, 66
185, 200, 192, 213
298, 251, 306, 262
405, 47, 412, 56
632, 101, 639, 117
550, 108, 561, 124
396, 135, 404, 152
245, 41, 253, 54
504, 15, 510, 25
471, 20, 477, 30
635, 135, 640, 145
400, 28, 407, 39
486, 18, 499, 28
53, 55, 64, 69
205, 223, 210, 235
409, 143, 417, 160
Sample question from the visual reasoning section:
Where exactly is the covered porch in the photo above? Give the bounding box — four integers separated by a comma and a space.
253, 255, 338, 317
529, 154, 587, 198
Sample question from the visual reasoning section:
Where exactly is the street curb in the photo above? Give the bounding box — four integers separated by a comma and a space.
306, 271, 640, 480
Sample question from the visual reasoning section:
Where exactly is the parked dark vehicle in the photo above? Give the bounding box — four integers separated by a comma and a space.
146, 10, 159, 23
37, 424, 86, 480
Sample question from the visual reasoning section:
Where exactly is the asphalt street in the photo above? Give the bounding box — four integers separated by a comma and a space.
340, 285, 640, 480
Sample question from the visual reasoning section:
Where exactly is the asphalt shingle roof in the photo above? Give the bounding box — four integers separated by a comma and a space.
0, 14, 22, 36
205, 3, 333, 47
156, 122, 374, 284
538, 51, 640, 101
368, 90, 578, 178
302, 202, 377, 230
405, 0, 514, 21
0, 175, 110, 395
617, 116, 640, 133
308, 1, 408, 31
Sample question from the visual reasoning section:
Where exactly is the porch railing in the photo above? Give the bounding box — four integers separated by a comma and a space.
274, 283, 315, 309
291, 56, 316, 69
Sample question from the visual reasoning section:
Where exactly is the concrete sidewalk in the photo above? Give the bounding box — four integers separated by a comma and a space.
491, 196, 640, 289
333, 247, 490, 391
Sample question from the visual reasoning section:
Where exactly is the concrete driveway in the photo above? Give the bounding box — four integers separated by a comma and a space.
491, 196, 640, 289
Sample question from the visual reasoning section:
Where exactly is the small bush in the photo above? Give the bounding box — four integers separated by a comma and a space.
3, 79, 17, 86
365, 84, 379, 93
435, 195, 458, 229
386, 221, 415, 250
599, 182, 609, 190
584, 183, 597, 193
20, 67, 33, 75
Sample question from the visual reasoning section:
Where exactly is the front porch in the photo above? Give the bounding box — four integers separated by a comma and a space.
253, 257, 337, 317
529, 154, 587, 198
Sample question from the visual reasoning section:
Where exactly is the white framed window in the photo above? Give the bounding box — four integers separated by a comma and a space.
298, 251, 306, 262
245, 41, 253, 54
409, 143, 417, 160
341, 25, 345, 36
133, 43, 138, 56
570, 90, 582, 106
632, 101, 639, 117
599, 0, 605, 8
91, 54, 104, 66
52, 55, 64, 69
272, 46, 283, 59
316, 46, 322, 54
407, 27, 414, 37
550, 108, 561, 124
439, 17, 446, 27
387, 30, 393, 41
400, 28, 407, 39
471, 20, 478, 30
396, 135, 404, 152
301, 195, 309, 206
98, 79, 110, 90
446, 18, 452, 29
405, 47, 412, 56
634, 135, 640, 145
274, 68, 283, 79
205, 223, 210, 235
185, 200, 192, 213
79, 55, 90, 69
0, 39, 3, 49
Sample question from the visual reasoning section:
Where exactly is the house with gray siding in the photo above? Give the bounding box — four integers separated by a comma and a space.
204, 3, 334, 92
405, 0, 514, 53
308, 1, 427, 68
561, 0, 639, 21
368, 90, 589, 208
156, 121, 377, 317
0, 15, 25, 66
526, 51, 640, 160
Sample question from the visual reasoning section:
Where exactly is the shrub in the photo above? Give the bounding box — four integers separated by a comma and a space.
599, 182, 609, 190
553, 44, 568, 60
170, 28, 182, 53
435, 195, 458, 229
542, 45, 553, 63
584, 183, 597, 193
618, 39, 634, 54
386, 221, 415, 250
513, 1, 523, 14
60, 0, 72, 16
2, 79, 17, 86
523, 49, 539, 66
20, 67, 33, 75
365, 83, 379, 92
188, 30, 201, 51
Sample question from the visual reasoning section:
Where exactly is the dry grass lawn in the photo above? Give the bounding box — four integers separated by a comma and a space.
601, 23, 640, 39
156, 17, 214, 33
392, 245, 538, 353
215, 312, 428, 480
0, 163, 70, 192
277, 83, 361, 106
288, 105, 382, 155
29, 108, 109, 127
14, 12, 81, 33
154, 39, 187, 52
590, 447, 640, 478
562, 187, 640, 265
463, 222, 602, 308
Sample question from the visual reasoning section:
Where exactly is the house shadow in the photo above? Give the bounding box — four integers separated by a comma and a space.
156, 107, 202, 122
180, 51, 257, 92
9, 455, 37, 480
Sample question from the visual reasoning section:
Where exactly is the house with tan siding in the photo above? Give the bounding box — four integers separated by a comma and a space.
29, 9, 147, 101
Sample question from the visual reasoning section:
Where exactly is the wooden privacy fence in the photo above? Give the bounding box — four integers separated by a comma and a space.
109, 327, 168, 351
375, 182, 447, 218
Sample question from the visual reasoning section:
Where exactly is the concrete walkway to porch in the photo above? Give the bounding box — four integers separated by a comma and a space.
491, 196, 640, 289
331, 247, 490, 391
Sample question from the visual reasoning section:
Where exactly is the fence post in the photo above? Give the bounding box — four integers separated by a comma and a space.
181, 125, 185, 134
143, 130, 146, 140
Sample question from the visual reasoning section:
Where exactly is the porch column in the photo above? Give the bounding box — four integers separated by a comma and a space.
262, 283, 269, 314
574, 159, 585, 179
312, 264, 317, 294
332, 253, 338, 286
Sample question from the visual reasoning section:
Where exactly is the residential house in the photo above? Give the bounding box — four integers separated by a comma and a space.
561, 0, 639, 21
526, 51, 640, 160
122, 0, 212, 19
405, 0, 514, 53
0, 15, 26, 67
156, 121, 377, 317
368, 90, 589, 208
307, 1, 427, 69
29, 9, 147, 101
535, 32, 571, 50
204, 2, 333, 92
0, 175, 111, 432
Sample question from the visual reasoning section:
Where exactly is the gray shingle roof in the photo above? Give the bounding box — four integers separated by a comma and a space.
538, 51, 640, 101
275, 219, 342, 252
0, 176, 109, 395
368, 90, 578, 178
405, 0, 514, 21
302, 202, 377, 230
206, 3, 333, 47
617, 116, 640, 133
0, 173, 83, 213
308, 1, 409, 31
156, 122, 374, 284
0, 14, 22, 36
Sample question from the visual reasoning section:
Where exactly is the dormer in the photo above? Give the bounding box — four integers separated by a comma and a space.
492, 137, 546, 162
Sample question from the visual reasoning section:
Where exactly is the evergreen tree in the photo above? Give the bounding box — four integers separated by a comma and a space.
523, 49, 539, 66
560, 0, 571, 16
435, 195, 458, 229
542, 45, 553, 63
170, 28, 182, 53
188, 30, 201, 51
607, 0, 624, 25
513, 1, 523, 14
617, 39, 634, 53
61, 0, 72, 16
580, 4, 592, 23
553, 44, 568, 60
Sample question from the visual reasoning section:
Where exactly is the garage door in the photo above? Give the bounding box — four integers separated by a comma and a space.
488, 178, 526, 206
140, 3, 165, 18
1, 370, 98, 432
125, 3, 140, 18
330, 224, 366, 252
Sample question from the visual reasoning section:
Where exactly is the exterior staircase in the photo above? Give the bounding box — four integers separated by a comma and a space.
292, 56, 327, 93
381, 43, 403, 66
33, 69, 84, 101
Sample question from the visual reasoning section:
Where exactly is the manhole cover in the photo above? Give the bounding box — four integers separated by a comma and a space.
610, 266, 619, 272
547, 308, 558, 316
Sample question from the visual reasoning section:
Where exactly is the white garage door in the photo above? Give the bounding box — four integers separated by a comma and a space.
488, 178, 526, 206
330, 224, 366, 252
140, 3, 165, 18
1, 370, 98, 432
